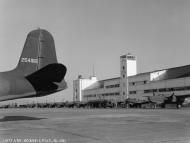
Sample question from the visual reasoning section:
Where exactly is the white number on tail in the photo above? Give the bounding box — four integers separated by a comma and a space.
21, 58, 38, 64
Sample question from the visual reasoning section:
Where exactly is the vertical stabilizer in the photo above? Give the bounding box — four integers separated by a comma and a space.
16, 29, 58, 76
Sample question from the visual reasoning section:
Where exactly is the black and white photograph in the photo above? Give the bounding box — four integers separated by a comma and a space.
0, 0, 190, 143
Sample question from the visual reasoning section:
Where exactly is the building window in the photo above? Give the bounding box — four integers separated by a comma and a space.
174, 87, 185, 91
144, 90, 150, 93
84, 94, 96, 98
115, 92, 120, 95
100, 84, 104, 88
142, 86, 190, 94
129, 91, 136, 94
144, 89, 154, 93
106, 84, 120, 89
186, 86, 190, 90
129, 82, 135, 86
159, 88, 166, 92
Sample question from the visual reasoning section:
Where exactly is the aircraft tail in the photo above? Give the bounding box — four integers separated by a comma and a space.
16, 29, 58, 76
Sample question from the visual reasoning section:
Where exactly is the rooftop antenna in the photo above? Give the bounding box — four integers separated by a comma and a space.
92, 64, 95, 77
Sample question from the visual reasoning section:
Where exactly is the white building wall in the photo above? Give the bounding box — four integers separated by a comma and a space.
128, 77, 190, 100
73, 76, 97, 102
129, 73, 150, 83
150, 70, 167, 81
126, 54, 137, 76
83, 78, 121, 102
127, 60, 137, 76
73, 80, 80, 101
80, 74, 190, 102
81, 77, 97, 90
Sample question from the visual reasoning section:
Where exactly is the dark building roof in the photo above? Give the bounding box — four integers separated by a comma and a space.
97, 64, 190, 82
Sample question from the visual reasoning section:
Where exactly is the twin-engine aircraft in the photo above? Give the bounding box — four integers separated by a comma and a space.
0, 29, 67, 101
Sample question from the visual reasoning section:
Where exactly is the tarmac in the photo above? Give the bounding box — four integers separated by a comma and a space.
0, 108, 190, 143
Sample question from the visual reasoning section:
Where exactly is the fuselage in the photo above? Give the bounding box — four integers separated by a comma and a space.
0, 70, 36, 101
0, 70, 67, 101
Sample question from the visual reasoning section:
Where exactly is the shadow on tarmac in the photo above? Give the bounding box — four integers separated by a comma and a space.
0, 116, 46, 122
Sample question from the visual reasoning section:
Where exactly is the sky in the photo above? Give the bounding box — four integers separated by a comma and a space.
0, 0, 190, 104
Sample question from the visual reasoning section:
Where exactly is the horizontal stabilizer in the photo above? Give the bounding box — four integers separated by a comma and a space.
26, 63, 67, 94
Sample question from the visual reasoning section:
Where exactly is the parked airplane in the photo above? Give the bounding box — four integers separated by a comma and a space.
145, 93, 185, 108
0, 29, 67, 101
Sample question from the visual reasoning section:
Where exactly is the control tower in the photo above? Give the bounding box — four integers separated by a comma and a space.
120, 53, 137, 99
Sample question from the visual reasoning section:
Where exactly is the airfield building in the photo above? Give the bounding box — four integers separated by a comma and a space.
73, 53, 190, 102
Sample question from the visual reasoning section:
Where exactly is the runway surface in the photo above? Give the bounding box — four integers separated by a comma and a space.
0, 108, 190, 143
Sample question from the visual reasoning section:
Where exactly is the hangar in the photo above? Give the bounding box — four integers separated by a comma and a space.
73, 53, 190, 106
